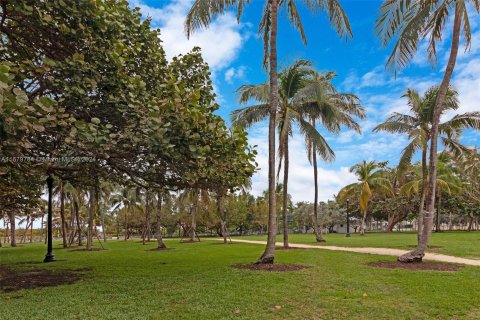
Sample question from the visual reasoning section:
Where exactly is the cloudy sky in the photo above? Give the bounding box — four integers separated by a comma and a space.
129, 0, 480, 203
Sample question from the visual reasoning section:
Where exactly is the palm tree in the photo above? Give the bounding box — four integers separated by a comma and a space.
337, 160, 392, 235
186, 0, 352, 264
400, 153, 461, 232
300, 71, 365, 241
53, 178, 68, 248
232, 61, 361, 247
376, 0, 480, 261
374, 86, 480, 261
111, 187, 141, 241
155, 190, 169, 249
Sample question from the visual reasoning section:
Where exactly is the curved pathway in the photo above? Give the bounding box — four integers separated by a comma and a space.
216, 238, 480, 267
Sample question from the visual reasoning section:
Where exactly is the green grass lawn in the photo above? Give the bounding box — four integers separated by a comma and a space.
1, 239, 480, 320
237, 231, 480, 259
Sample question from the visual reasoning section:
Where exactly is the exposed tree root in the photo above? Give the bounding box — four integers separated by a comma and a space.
398, 250, 425, 263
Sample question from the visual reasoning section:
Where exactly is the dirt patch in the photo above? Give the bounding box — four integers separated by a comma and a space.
368, 261, 462, 271
0, 266, 91, 292
232, 263, 309, 272
275, 246, 308, 250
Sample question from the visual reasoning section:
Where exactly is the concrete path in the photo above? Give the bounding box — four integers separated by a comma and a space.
216, 238, 480, 267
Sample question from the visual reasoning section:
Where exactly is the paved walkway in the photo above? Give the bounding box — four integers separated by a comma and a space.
217, 238, 480, 267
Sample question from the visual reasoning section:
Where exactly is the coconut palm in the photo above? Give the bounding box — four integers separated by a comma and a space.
111, 187, 141, 241
374, 86, 480, 260
186, 0, 352, 264
376, 0, 480, 261
300, 71, 366, 241
400, 152, 461, 232
337, 160, 393, 235
232, 61, 363, 247
374, 87, 480, 249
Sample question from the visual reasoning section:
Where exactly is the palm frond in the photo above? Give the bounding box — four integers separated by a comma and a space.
185, 0, 239, 38
298, 117, 335, 162
230, 104, 270, 128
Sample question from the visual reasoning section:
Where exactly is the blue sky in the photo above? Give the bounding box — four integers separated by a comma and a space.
130, 0, 480, 202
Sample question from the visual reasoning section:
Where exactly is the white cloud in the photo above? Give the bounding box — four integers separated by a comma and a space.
225, 66, 246, 84
129, 0, 249, 70
246, 125, 357, 203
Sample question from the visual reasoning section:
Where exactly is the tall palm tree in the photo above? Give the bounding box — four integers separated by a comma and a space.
186, 0, 352, 264
376, 0, 480, 261
338, 160, 392, 235
300, 71, 365, 241
374, 86, 480, 261
232, 61, 362, 247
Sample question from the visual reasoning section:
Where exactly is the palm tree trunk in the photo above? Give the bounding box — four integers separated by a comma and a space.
145, 190, 152, 243
9, 211, 16, 247
360, 210, 367, 236
87, 187, 95, 250
282, 137, 289, 248
29, 217, 33, 243
60, 181, 68, 248
399, 4, 461, 263
312, 132, 325, 242
191, 189, 199, 242
124, 208, 128, 241
421, 3, 461, 253
257, 0, 278, 265
74, 198, 82, 246
156, 191, 166, 249
216, 193, 228, 244
417, 146, 428, 244
101, 210, 106, 242
435, 190, 442, 232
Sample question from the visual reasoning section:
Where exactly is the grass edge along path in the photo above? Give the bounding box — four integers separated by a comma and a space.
215, 238, 480, 266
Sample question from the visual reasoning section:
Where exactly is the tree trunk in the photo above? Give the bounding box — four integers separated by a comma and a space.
124, 208, 128, 241
282, 137, 289, 248
360, 210, 367, 236
155, 191, 167, 249
30, 217, 34, 243
87, 187, 95, 250
257, 0, 278, 265
399, 5, 461, 263
74, 198, 83, 246
216, 193, 228, 244
59, 181, 68, 248
145, 190, 152, 243
467, 213, 474, 232
435, 190, 442, 232
417, 146, 428, 244
9, 211, 16, 247
312, 132, 325, 242
21, 214, 30, 243
191, 189, 199, 242
421, 3, 461, 251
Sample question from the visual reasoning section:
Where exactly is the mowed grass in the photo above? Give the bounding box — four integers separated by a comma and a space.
1, 240, 480, 320
238, 231, 480, 259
